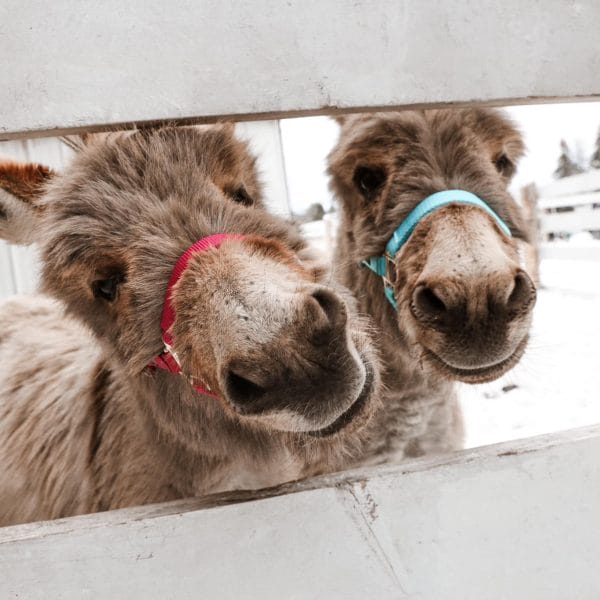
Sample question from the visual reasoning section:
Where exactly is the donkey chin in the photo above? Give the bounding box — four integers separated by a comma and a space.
395, 204, 537, 385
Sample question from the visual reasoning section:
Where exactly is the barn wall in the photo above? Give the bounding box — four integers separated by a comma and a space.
0, 138, 74, 299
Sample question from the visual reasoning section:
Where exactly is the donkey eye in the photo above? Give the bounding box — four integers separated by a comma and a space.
494, 153, 514, 178
92, 274, 124, 302
353, 166, 386, 198
231, 186, 253, 206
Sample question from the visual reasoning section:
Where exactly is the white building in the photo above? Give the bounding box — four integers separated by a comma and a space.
538, 169, 600, 240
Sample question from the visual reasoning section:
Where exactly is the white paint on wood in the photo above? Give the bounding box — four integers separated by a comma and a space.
0, 242, 16, 298
8, 244, 39, 294
0, 137, 74, 170
1, 1, 600, 138
236, 121, 291, 215
1, 426, 599, 599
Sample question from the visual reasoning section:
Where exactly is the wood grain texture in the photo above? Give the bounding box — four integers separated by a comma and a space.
1, 425, 599, 599
1, 0, 600, 138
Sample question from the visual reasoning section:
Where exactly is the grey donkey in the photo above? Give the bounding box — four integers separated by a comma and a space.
328, 108, 537, 463
0, 125, 381, 526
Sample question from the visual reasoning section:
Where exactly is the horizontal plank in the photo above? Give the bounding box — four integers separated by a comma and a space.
2, 0, 600, 139
1, 425, 600, 599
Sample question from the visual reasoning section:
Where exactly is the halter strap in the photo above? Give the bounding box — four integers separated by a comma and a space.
362, 190, 512, 309
149, 233, 244, 396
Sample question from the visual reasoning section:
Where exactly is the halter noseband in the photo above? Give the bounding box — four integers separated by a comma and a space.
149, 233, 244, 397
361, 190, 512, 309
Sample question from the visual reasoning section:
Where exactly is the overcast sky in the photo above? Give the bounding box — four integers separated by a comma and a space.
280, 102, 600, 214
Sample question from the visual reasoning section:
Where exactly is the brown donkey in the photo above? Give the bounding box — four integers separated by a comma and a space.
328, 108, 537, 462
0, 125, 380, 526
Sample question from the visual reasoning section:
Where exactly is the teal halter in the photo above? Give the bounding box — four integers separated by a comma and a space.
361, 190, 512, 309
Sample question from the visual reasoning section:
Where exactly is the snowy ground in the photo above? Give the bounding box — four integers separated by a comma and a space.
461, 258, 600, 447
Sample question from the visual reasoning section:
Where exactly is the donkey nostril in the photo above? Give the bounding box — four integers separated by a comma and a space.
225, 369, 267, 407
310, 288, 346, 329
507, 271, 536, 313
413, 285, 447, 318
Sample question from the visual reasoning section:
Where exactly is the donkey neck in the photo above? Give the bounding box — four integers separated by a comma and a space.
117, 366, 310, 494
132, 368, 280, 457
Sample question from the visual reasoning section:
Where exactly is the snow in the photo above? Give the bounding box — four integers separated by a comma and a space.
461, 257, 600, 448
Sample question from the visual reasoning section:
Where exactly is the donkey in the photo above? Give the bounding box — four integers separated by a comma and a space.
0, 125, 380, 526
328, 108, 537, 462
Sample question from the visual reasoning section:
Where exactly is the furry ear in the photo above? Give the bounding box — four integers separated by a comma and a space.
0, 160, 54, 245
469, 109, 525, 181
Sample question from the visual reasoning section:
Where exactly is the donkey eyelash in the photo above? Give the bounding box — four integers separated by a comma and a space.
493, 153, 515, 178
92, 273, 125, 302
353, 166, 387, 199
230, 186, 254, 206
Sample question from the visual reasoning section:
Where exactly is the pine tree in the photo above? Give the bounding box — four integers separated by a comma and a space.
590, 125, 600, 170
554, 139, 584, 179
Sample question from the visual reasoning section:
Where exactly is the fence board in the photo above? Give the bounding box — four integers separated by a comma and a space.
1, 0, 600, 139
0, 242, 16, 299
236, 121, 291, 215
1, 425, 599, 599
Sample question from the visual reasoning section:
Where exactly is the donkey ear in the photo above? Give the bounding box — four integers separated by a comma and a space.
331, 113, 370, 128
470, 109, 525, 180
0, 161, 55, 245
331, 115, 347, 126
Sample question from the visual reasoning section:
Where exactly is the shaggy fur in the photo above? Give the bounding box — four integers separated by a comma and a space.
328, 108, 537, 463
0, 125, 381, 526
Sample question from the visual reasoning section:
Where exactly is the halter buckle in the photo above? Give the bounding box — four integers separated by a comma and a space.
381, 253, 396, 286
163, 342, 212, 392
163, 341, 182, 369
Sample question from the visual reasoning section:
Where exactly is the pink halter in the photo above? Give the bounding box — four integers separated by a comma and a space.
149, 233, 244, 396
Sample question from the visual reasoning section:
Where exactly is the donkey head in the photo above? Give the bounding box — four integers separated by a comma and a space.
0, 125, 378, 438
328, 109, 536, 384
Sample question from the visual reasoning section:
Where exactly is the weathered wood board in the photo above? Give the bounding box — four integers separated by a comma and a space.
1, 426, 599, 599
1, 1, 600, 139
